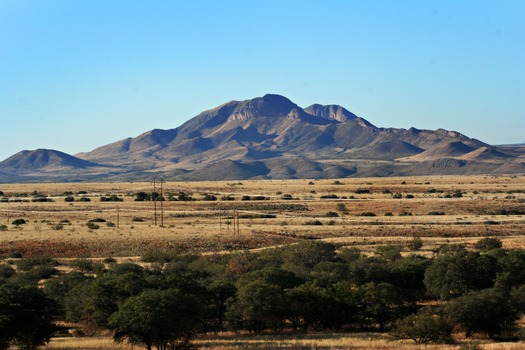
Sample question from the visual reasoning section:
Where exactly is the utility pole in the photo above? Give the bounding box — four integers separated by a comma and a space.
219, 208, 222, 232
153, 177, 157, 226
233, 209, 240, 236
237, 209, 240, 236
160, 177, 165, 227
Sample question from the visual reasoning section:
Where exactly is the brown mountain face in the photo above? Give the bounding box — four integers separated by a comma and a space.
1, 94, 524, 182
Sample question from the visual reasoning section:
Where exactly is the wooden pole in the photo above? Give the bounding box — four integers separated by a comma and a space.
160, 177, 164, 227
153, 178, 157, 226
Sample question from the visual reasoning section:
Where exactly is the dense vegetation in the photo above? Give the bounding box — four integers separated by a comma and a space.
2, 238, 525, 349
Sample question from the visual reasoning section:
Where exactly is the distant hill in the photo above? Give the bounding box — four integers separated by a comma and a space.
1, 94, 524, 182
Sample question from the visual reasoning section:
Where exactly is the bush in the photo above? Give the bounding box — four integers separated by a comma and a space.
7, 251, 22, 259
390, 313, 453, 344
12, 218, 26, 226
0, 224, 7, 231
202, 194, 217, 201
474, 237, 502, 252
359, 212, 376, 217
86, 222, 100, 230
407, 237, 424, 251
428, 211, 446, 215
88, 218, 106, 223
100, 195, 123, 202
132, 217, 145, 222
336, 203, 347, 213
78, 196, 91, 202
303, 220, 323, 226
64, 196, 75, 202
320, 194, 338, 199
325, 211, 339, 217
15, 255, 57, 271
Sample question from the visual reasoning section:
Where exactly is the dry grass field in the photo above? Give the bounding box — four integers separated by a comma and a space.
1, 175, 524, 258
1, 174, 525, 349
43, 332, 525, 350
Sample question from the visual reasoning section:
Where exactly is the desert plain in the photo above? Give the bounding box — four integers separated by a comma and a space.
1, 174, 524, 258
1, 174, 525, 349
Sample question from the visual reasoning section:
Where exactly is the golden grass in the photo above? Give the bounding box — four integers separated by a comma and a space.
43, 333, 525, 350
0, 175, 524, 257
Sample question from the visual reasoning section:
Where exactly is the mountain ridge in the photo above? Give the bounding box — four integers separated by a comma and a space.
1, 94, 523, 182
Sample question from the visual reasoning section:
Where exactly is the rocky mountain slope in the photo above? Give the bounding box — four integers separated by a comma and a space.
1, 94, 523, 182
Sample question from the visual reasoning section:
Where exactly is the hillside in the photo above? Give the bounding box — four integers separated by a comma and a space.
1, 94, 523, 182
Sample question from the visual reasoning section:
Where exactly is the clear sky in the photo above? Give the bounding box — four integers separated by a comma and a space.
1, 0, 523, 161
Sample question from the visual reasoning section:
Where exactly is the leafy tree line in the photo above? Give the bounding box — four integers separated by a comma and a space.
2, 237, 525, 349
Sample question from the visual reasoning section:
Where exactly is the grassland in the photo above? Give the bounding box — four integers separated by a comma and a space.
1, 175, 524, 259
1, 174, 525, 349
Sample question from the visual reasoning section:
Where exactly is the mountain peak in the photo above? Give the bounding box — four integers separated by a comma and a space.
229, 94, 298, 120
305, 103, 375, 127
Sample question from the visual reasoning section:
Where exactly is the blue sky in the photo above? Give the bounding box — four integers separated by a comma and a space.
1, 0, 523, 161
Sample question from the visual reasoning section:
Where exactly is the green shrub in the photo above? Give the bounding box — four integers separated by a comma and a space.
202, 194, 217, 201
303, 220, 323, 226
100, 195, 123, 202
390, 313, 453, 344
12, 218, 26, 225
407, 237, 424, 250
474, 237, 502, 252
88, 218, 106, 223
86, 222, 100, 230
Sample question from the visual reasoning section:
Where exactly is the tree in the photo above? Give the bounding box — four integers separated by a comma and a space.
444, 288, 520, 339
226, 280, 287, 333
281, 241, 337, 278
285, 280, 358, 331
0, 282, 59, 350
360, 282, 414, 332
374, 245, 402, 261
390, 313, 453, 344
389, 255, 432, 300
495, 249, 525, 288
109, 289, 203, 350
424, 251, 498, 299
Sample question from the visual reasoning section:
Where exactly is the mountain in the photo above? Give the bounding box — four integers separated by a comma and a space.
0, 149, 102, 171
1, 94, 524, 182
